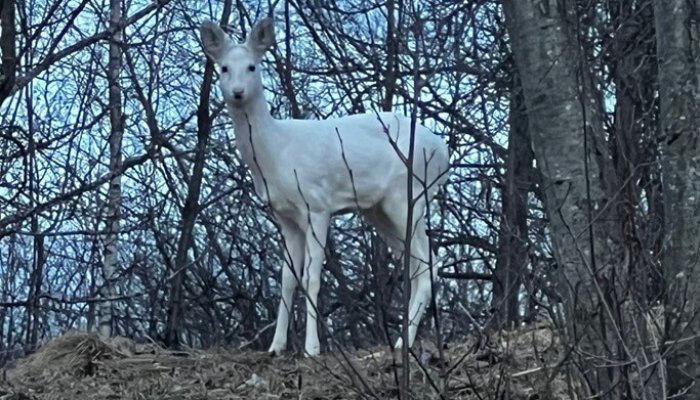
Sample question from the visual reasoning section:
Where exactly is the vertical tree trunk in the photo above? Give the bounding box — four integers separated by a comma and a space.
99, 0, 125, 337
610, 0, 648, 308
501, 1, 660, 397
87, 207, 102, 331
282, 0, 301, 118
372, 0, 400, 344
25, 89, 43, 349
2, 236, 18, 359
21, 31, 45, 348
164, 1, 232, 347
606, 3, 663, 397
653, 0, 700, 396
26, 232, 44, 348
0, 0, 16, 106
490, 69, 531, 330
382, 0, 398, 112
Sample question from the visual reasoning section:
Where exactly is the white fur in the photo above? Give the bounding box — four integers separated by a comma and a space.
200, 18, 450, 357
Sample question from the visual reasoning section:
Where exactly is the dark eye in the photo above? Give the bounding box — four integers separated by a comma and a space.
221, 66, 228, 73
248, 65, 256, 72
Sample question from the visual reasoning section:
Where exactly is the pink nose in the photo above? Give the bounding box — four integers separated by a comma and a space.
233, 89, 244, 100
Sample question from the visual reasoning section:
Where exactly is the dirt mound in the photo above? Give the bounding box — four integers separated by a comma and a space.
0, 323, 570, 399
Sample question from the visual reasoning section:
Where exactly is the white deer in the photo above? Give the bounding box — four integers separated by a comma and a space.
199, 17, 450, 357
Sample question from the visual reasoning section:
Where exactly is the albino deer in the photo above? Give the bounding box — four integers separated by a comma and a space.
199, 17, 450, 357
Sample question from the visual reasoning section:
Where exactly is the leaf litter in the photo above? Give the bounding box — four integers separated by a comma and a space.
0, 322, 572, 400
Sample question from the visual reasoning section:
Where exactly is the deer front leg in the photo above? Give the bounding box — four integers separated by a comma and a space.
269, 218, 305, 355
302, 212, 330, 357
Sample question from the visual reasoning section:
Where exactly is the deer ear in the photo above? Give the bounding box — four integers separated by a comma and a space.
200, 21, 230, 61
246, 17, 275, 57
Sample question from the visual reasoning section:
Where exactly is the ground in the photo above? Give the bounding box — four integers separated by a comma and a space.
0, 323, 570, 399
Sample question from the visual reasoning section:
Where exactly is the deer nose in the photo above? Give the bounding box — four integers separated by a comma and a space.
233, 88, 245, 100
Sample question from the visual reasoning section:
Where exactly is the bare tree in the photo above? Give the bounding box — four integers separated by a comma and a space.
0, 0, 16, 106
490, 68, 531, 330
164, 0, 233, 347
98, 0, 126, 337
502, 0, 661, 397
654, 0, 700, 396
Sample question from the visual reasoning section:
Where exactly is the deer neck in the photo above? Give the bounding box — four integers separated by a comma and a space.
228, 94, 279, 193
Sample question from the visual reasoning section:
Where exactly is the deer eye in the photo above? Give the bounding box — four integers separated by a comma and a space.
221, 66, 228, 73
248, 65, 256, 72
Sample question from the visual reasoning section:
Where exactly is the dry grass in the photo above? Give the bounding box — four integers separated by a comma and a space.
0, 323, 571, 400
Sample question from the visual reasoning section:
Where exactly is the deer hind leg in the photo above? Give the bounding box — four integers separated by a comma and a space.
362, 205, 419, 319
269, 216, 305, 355
402, 221, 433, 349
380, 195, 434, 350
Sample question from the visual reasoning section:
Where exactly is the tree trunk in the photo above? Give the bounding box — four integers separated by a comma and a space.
653, 0, 700, 397
382, 0, 398, 112
164, 1, 231, 347
99, 0, 125, 337
281, 0, 301, 118
26, 231, 44, 348
23, 55, 43, 349
501, 1, 654, 397
609, 0, 653, 308
607, 2, 663, 397
0, 0, 16, 106
490, 69, 531, 330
